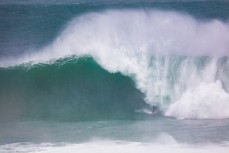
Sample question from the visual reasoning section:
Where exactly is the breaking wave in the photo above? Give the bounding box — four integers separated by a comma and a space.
1, 10, 229, 119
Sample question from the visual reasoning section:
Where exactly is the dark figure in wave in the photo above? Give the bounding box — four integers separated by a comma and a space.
151, 105, 158, 114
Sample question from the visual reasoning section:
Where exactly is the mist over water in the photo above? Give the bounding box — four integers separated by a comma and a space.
1, 10, 229, 119
1, 2, 229, 152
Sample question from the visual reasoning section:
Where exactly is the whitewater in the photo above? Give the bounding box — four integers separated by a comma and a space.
0, 1, 229, 153
1, 10, 229, 119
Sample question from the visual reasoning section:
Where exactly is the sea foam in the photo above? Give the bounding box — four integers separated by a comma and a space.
1, 136, 229, 153
1, 10, 229, 119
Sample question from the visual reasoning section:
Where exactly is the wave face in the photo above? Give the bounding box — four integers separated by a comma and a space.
0, 57, 146, 121
1, 10, 229, 120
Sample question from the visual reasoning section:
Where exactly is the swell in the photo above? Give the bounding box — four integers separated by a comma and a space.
0, 57, 147, 122
1, 9, 229, 120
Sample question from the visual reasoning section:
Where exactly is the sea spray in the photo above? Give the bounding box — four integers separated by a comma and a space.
1, 10, 229, 119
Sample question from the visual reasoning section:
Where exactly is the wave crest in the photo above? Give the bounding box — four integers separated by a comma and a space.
2, 10, 229, 119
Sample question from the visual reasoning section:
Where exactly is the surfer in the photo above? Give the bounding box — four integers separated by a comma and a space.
151, 105, 157, 114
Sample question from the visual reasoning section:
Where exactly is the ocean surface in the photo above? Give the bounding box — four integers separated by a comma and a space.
0, 0, 229, 152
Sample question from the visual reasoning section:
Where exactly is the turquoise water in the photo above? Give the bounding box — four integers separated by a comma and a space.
0, 0, 229, 152
0, 119, 229, 152
0, 57, 146, 122
1, 119, 229, 144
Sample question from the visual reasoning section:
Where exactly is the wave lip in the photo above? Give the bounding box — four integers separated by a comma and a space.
1, 10, 229, 120
2, 10, 229, 67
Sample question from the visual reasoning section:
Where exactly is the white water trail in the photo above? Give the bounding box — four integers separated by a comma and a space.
1, 10, 229, 119
1, 138, 229, 153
